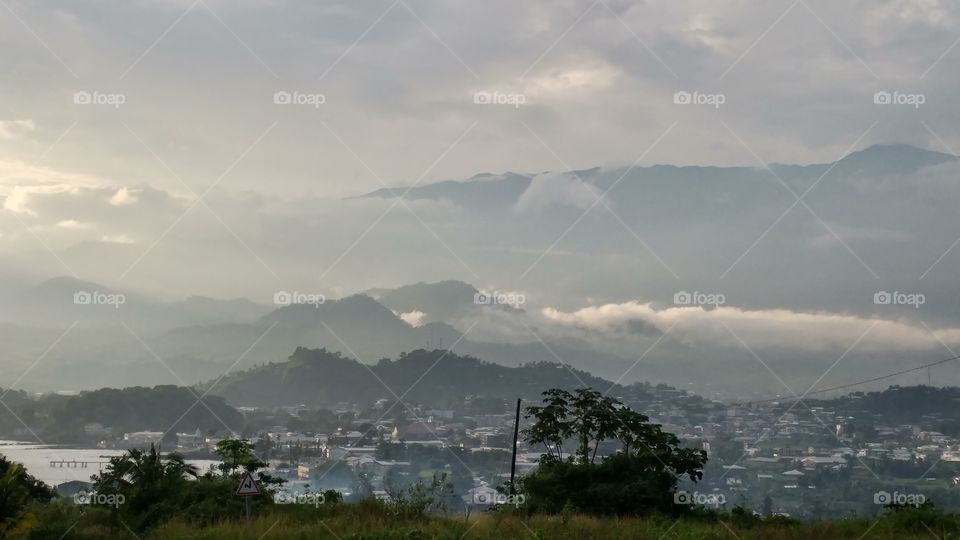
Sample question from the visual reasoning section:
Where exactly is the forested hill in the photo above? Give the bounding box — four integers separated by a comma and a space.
0, 386, 242, 444
807, 385, 960, 435
208, 347, 633, 408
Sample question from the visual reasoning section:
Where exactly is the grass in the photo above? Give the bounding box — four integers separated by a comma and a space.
31, 510, 960, 540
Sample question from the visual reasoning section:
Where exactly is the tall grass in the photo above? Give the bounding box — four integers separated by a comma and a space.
21, 498, 960, 539
141, 511, 955, 540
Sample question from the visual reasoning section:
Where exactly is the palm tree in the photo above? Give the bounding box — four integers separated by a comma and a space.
0, 463, 31, 534
94, 445, 198, 496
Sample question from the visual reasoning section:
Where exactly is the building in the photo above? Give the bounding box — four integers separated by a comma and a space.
176, 429, 204, 448
121, 431, 164, 448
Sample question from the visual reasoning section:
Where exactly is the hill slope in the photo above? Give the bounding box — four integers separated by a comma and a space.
209, 347, 623, 408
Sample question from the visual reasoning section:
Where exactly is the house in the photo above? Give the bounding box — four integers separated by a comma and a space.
176, 429, 204, 448
55, 480, 92, 497
392, 421, 437, 442
121, 431, 164, 448
799, 456, 847, 468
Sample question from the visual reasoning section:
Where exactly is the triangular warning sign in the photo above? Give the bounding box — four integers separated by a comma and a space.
235, 472, 261, 496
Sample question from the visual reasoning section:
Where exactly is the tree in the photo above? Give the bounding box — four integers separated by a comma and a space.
0, 458, 53, 535
214, 439, 265, 477
213, 438, 284, 493
518, 387, 707, 515
92, 445, 199, 529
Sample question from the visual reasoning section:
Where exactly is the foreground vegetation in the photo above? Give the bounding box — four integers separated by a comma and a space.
15, 503, 960, 540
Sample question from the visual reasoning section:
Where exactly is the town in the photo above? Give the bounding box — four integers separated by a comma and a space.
54, 384, 960, 518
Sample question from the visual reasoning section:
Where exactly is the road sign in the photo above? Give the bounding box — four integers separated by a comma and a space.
236, 472, 261, 496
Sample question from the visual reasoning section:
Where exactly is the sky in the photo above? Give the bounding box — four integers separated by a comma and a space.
4, 1, 960, 395
3, 0, 959, 192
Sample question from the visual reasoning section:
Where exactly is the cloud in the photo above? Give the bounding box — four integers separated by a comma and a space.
397, 310, 427, 327
99, 234, 136, 245
809, 224, 913, 248
109, 187, 138, 206
514, 172, 597, 213
57, 219, 91, 229
0, 120, 35, 140
541, 301, 960, 353
3, 184, 81, 216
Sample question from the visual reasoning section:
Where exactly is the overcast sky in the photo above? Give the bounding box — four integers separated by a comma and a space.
6, 0, 960, 396
2, 0, 959, 297
2, 1, 959, 188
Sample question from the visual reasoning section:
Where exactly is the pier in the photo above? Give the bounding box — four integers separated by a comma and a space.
49, 460, 110, 469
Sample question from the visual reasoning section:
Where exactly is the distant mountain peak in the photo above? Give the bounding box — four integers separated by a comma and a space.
843, 143, 953, 161
28, 276, 126, 300
832, 143, 955, 175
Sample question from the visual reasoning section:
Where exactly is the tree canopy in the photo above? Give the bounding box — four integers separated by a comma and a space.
519, 387, 706, 515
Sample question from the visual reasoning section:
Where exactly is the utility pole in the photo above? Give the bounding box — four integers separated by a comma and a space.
509, 398, 521, 494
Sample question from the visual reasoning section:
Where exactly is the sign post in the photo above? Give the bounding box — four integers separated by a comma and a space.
236, 472, 261, 532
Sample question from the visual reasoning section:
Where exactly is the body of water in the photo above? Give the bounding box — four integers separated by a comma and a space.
0, 441, 219, 487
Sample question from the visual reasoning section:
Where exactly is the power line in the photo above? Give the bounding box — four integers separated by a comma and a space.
744, 354, 960, 405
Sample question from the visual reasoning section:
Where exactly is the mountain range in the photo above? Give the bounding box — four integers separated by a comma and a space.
3, 144, 960, 397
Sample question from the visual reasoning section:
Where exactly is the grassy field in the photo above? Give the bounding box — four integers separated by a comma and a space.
24, 509, 960, 540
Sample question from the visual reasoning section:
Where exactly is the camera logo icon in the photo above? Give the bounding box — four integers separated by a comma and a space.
874, 491, 891, 505
674, 291, 692, 305
673, 91, 692, 105
474, 291, 492, 305
674, 491, 692, 504
274, 290, 293, 306
74, 291, 93, 305
473, 91, 492, 105
73, 91, 92, 105
874, 91, 892, 105
273, 91, 292, 105
873, 291, 892, 305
